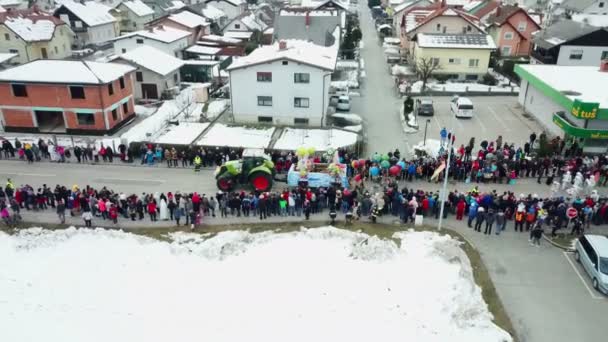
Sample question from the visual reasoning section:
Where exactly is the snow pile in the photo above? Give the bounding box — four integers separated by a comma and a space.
195, 123, 275, 149
153, 122, 209, 145
331, 113, 363, 124
336, 60, 359, 70
428, 82, 519, 93
204, 99, 229, 119
273, 128, 358, 151
411, 139, 442, 158
134, 105, 157, 117
392, 64, 415, 76
0, 227, 512, 342
343, 125, 363, 132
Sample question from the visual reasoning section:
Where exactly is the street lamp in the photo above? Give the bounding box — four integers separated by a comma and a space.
423, 119, 431, 146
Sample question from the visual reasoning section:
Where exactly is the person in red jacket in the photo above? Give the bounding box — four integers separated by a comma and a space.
109, 204, 118, 224
147, 200, 157, 221
421, 197, 429, 217
456, 198, 466, 220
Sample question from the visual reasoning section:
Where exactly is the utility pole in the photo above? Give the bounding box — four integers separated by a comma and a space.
437, 135, 452, 231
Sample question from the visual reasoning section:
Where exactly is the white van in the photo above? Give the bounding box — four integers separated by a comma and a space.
575, 234, 608, 294
450, 96, 474, 118
336, 96, 351, 111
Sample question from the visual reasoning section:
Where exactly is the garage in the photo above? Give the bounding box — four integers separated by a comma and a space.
141, 83, 159, 99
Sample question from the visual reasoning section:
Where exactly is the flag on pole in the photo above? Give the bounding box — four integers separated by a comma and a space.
430, 161, 446, 181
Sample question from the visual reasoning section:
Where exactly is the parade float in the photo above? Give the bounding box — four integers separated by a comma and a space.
287, 147, 349, 188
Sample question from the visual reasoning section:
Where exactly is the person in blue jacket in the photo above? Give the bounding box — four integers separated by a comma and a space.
468, 200, 479, 228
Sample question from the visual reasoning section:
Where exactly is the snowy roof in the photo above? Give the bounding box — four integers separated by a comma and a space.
182, 60, 220, 66
224, 30, 253, 39
120, 0, 154, 17
0, 60, 135, 84
415, 33, 496, 49
155, 122, 210, 145
562, 0, 596, 12
0, 52, 17, 63
228, 39, 338, 71
56, 0, 116, 27
273, 128, 358, 151
280, 9, 339, 16
571, 13, 608, 28
199, 34, 240, 44
169, 10, 210, 28
463, 0, 482, 11
0, 10, 66, 42
394, 0, 420, 14
404, 9, 435, 32
196, 123, 275, 149
0, 5, 6, 12
202, 4, 226, 20
162, 0, 186, 11
186, 45, 221, 55
117, 45, 184, 76
233, 11, 268, 31
517, 64, 608, 108
115, 26, 191, 43
532, 20, 601, 49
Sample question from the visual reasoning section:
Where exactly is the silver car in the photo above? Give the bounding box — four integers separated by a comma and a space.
575, 234, 608, 294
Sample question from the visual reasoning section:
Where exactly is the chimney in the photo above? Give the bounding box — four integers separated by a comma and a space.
601, 59, 608, 72
279, 40, 287, 50
495, 6, 501, 18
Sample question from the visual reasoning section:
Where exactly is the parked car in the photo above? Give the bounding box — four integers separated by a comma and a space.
575, 234, 608, 294
450, 96, 474, 118
416, 99, 434, 116
330, 113, 363, 127
336, 96, 351, 111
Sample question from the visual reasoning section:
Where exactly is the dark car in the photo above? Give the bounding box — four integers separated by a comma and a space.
416, 99, 434, 116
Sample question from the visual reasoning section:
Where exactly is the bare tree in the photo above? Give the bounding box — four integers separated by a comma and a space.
413, 57, 441, 92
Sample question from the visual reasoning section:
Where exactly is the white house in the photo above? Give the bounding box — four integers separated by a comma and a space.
54, 0, 118, 47
201, 4, 228, 27
227, 40, 338, 126
112, 25, 191, 57
563, 0, 608, 15
114, 0, 155, 33
222, 11, 268, 33
204, 0, 245, 20
112, 45, 184, 99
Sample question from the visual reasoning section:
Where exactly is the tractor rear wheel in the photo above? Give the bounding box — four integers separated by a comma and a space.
216, 176, 234, 192
249, 171, 272, 192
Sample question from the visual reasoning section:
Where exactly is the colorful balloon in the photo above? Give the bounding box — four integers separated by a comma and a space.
370, 166, 380, 176
382, 154, 390, 161
380, 160, 390, 169
354, 174, 362, 182
352, 160, 358, 168
397, 161, 406, 169
389, 165, 401, 176
358, 159, 366, 167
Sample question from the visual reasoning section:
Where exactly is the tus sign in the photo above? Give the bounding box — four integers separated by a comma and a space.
571, 99, 599, 120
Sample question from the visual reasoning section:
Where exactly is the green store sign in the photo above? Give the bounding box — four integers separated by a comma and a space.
571, 99, 599, 120
553, 113, 608, 139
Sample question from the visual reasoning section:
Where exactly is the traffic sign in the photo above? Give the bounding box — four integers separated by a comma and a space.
567, 207, 578, 219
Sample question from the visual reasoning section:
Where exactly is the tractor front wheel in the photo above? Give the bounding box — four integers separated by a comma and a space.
249, 171, 272, 192
216, 176, 234, 192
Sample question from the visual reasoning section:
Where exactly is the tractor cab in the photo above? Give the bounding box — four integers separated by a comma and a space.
215, 149, 275, 192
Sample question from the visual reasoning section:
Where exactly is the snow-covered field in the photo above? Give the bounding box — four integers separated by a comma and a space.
0, 227, 511, 342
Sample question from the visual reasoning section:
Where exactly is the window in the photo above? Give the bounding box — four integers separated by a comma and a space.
517, 21, 527, 31
294, 97, 310, 108
108, 83, 114, 95
77, 113, 95, 125
257, 96, 272, 106
54, 46, 58, 54
501, 46, 512, 56
122, 102, 128, 115
294, 118, 309, 125
75, 20, 82, 28
119, 77, 125, 89
135, 71, 143, 82
503, 32, 513, 40
257, 72, 272, 82
294, 73, 310, 83
11, 84, 27, 97
431, 58, 440, 66
69, 86, 85, 99
122, 48, 126, 53
448, 58, 460, 64
258, 116, 273, 123
466, 25, 472, 32
4, 33, 9, 41
465, 74, 478, 81
111, 109, 118, 121
136, 38, 144, 44
436, 23, 441, 31
282, 60, 288, 65
9, 49, 18, 54
173, 73, 178, 83
601, 51, 608, 60
468, 59, 479, 67
235, 24, 241, 29
569, 49, 583, 60
600, 2, 605, 7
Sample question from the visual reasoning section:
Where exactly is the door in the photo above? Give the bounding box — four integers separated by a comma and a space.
141, 83, 158, 99
41, 48, 48, 59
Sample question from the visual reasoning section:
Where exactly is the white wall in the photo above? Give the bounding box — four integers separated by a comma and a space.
129, 67, 179, 99
113, 35, 189, 57
229, 60, 331, 126
222, 18, 247, 32
87, 23, 117, 45
119, 4, 154, 31
557, 45, 608, 66
580, 0, 608, 14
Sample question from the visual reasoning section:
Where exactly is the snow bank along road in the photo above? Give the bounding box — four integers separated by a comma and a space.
0, 227, 512, 342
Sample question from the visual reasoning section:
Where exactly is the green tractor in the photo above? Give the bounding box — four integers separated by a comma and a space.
214, 149, 275, 192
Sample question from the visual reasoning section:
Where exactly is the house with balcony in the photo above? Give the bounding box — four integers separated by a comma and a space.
486, 5, 540, 57
54, 0, 118, 48
112, 0, 154, 33
531, 20, 608, 65
0, 60, 136, 134
515, 62, 608, 154
0, 8, 74, 65
148, 8, 210, 45
412, 33, 496, 81
227, 39, 338, 126
112, 25, 191, 57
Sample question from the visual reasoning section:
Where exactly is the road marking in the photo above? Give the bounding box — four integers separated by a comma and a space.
563, 251, 605, 300
487, 106, 510, 131
0, 172, 56, 177
433, 115, 442, 130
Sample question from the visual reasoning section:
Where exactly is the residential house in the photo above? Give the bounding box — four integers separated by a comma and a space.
274, 8, 341, 47
113, 0, 155, 33
148, 8, 210, 44
464, 0, 500, 23
0, 52, 17, 68
227, 39, 338, 126
563, 0, 608, 15
486, 5, 540, 57
391, 0, 433, 36
412, 33, 496, 80
142, 0, 186, 18
203, 0, 245, 20
112, 25, 191, 57
401, 6, 486, 55
0, 8, 74, 65
54, 0, 118, 48
0, 60, 136, 134
222, 10, 268, 34
188, 2, 228, 27
531, 20, 608, 65
112, 45, 184, 99
0, 0, 27, 11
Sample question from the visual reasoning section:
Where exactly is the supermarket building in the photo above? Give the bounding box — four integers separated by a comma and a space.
515, 62, 608, 154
